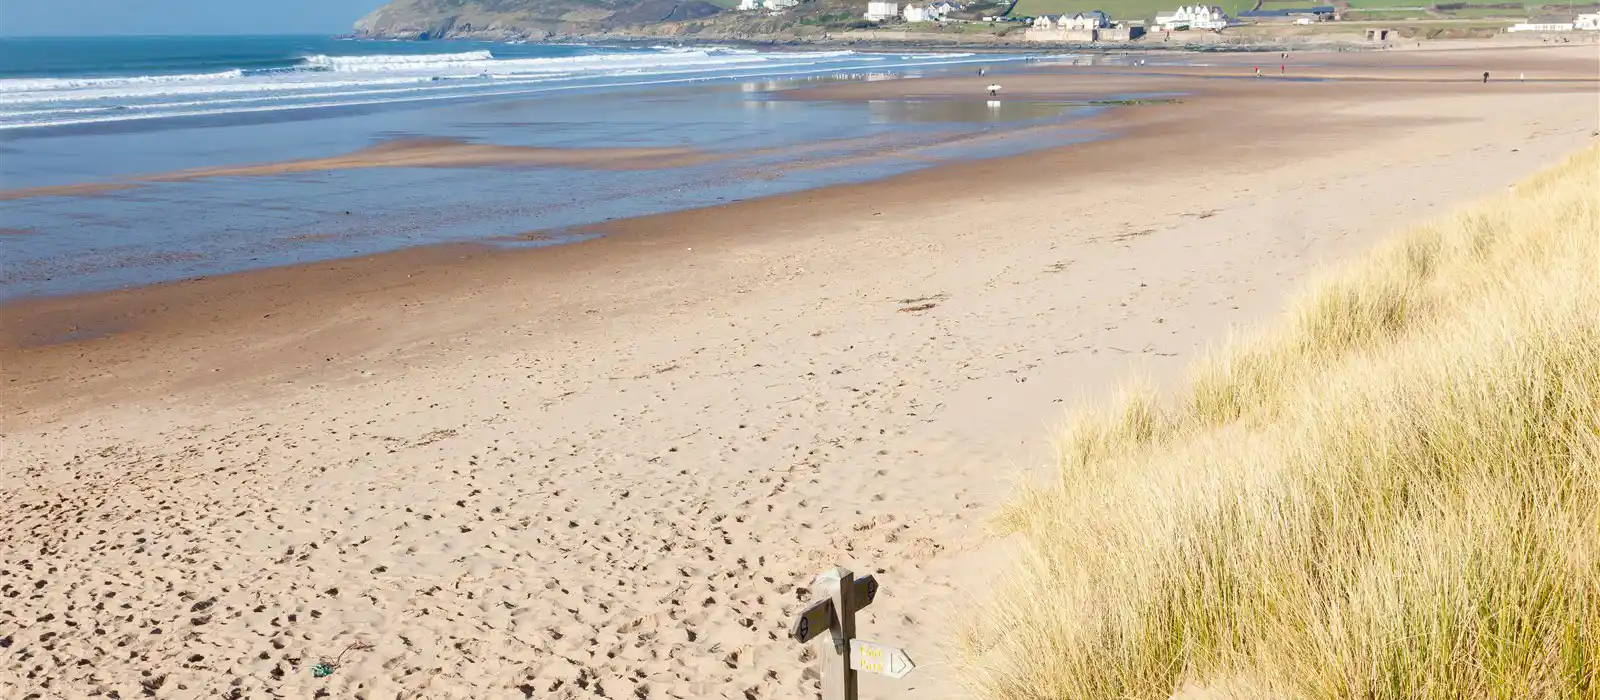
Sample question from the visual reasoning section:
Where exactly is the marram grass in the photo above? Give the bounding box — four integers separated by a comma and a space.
962, 145, 1600, 700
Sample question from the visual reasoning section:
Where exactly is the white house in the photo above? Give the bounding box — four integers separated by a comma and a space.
1031, 14, 1057, 28
1061, 10, 1109, 29
763, 0, 801, 10
738, 0, 761, 9
865, 1, 900, 20
903, 3, 950, 22
1577, 13, 1600, 30
1155, 5, 1230, 30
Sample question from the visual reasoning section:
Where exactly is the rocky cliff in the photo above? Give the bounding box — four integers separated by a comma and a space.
352, 0, 736, 39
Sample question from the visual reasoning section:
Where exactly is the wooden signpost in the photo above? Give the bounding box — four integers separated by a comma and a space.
789, 565, 916, 699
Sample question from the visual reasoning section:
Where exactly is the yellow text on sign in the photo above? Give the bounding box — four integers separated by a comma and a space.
849, 639, 915, 679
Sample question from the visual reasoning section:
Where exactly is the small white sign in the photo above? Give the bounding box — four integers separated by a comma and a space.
849, 639, 915, 679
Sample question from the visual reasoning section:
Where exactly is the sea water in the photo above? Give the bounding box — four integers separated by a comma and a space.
0, 36, 1021, 132
0, 36, 1106, 299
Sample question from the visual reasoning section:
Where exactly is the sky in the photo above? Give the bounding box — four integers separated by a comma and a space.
0, 0, 385, 36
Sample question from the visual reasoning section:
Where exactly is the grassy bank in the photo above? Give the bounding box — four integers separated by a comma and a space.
957, 144, 1600, 699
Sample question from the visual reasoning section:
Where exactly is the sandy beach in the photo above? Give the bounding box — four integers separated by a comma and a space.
2, 45, 1597, 699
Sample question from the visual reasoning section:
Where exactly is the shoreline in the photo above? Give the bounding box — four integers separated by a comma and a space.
0, 73, 1317, 347
8, 56, 1599, 408
3, 44, 1598, 699
6, 52, 1596, 317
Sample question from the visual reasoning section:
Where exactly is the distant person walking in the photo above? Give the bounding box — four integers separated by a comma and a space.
1254, 66, 1261, 77
1483, 71, 1490, 83
1280, 64, 1285, 74
987, 83, 1002, 96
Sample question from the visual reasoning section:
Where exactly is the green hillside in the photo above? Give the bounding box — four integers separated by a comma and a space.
350, 0, 1557, 39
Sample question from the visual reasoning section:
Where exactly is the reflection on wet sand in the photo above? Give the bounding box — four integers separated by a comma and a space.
0, 138, 716, 202
865, 98, 1112, 124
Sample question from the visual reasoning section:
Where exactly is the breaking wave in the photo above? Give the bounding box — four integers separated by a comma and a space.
300, 50, 498, 71
0, 46, 1004, 130
0, 70, 248, 92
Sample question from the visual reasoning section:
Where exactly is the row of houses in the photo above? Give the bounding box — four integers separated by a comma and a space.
863, 1, 960, 22
1031, 10, 1108, 30
854, 1, 1334, 29
1030, 5, 1242, 33
1507, 13, 1600, 32
851, 1, 1599, 36
735, 0, 799, 12
1024, 8, 1146, 40
1152, 5, 1232, 30
1147, 4, 1335, 31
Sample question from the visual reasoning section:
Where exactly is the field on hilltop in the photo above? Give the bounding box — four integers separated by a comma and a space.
1337, 0, 1548, 19
958, 144, 1600, 699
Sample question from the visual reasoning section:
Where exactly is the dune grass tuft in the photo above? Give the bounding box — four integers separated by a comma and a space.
959, 145, 1600, 700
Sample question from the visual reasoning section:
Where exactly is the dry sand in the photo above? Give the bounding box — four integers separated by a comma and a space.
2, 45, 1597, 699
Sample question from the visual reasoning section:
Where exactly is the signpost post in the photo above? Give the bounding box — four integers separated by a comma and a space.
821, 568, 857, 700
789, 565, 916, 700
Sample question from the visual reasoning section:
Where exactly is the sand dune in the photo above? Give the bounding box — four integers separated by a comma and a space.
959, 143, 1600, 700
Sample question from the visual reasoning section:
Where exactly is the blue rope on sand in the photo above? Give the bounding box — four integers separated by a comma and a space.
311, 640, 372, 678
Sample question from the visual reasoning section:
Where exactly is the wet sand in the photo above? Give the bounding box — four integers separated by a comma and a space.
0, 139, 715, 202
2, 45, 1597, 699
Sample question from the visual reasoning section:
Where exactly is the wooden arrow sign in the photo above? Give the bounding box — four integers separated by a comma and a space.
790, 596, 835, 643
790, 574, 877, 643
849, 638, 915, 679
853, 574, 878, 607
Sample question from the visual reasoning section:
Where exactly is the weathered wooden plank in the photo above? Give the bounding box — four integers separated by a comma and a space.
853, 574, 878, 610
819, 567, 858, 700
790, 597, 834, 644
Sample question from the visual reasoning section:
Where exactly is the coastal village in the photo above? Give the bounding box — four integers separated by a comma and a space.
732, 0, 1600, 43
